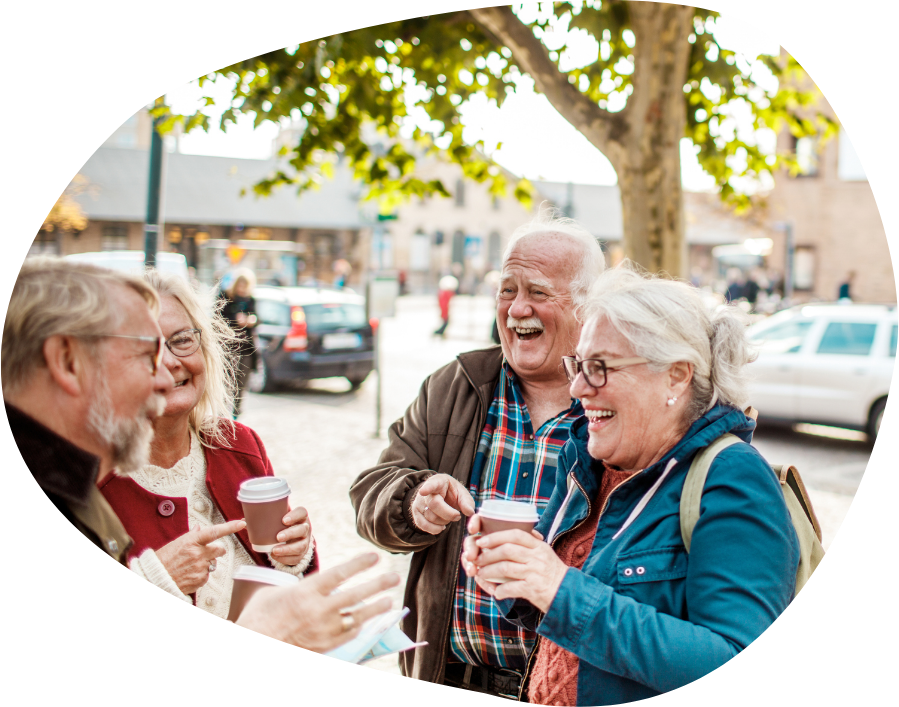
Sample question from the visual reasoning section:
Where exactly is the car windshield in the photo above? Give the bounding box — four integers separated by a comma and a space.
304, 304, 367, 330
748, 319, 813, 354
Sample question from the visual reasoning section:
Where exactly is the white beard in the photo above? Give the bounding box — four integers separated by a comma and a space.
86, 375, 165, 477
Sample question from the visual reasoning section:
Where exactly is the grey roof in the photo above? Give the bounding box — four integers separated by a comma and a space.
72, 147, 365, 230
532, 180, 758, 246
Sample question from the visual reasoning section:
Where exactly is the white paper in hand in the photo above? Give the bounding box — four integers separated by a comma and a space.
325, 607, 426, 664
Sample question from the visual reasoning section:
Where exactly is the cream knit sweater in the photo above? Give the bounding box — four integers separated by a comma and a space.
128, 429, 314, 619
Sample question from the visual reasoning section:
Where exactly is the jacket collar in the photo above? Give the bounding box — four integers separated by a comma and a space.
568, 403, 755, 486
6, 402, 101, 507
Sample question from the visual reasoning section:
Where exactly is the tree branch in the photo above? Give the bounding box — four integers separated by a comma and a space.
468, 5, 628, 170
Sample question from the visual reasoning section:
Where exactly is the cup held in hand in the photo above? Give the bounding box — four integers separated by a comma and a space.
227, 565, 299, 622
476, 500, 539, 583
237, 477, 291, 552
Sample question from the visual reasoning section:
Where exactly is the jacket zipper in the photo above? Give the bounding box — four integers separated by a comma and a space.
517, 466, 642, 700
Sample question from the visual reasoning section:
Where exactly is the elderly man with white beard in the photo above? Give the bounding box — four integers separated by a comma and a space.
350, 210, 605, 698
4, 258, 399, 653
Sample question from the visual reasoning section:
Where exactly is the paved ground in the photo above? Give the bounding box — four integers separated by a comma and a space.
238, 294, 869, 673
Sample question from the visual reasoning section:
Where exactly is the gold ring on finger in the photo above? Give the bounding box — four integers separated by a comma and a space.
340, 612, 356, 632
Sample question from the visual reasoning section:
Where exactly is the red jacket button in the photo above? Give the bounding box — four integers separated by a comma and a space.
158, 500, 176, 517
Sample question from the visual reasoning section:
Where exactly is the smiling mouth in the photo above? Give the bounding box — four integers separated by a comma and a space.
585, 409, 615, 423
511, 326, 543, 341
173, 379, 189, 388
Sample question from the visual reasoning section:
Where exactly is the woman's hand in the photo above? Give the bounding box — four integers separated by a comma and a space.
156, 520, 246, 595
462, 516, 568, 613
270, 506, 312, 566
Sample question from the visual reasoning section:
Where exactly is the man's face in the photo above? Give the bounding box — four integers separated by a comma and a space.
496, 234, 583, 385
84, 286, 173, 475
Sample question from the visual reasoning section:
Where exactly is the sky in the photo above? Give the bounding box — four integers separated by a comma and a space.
164, 12, 782, 192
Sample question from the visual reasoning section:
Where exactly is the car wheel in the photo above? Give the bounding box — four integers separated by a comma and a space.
346, 372, 370, 390
867, 398, 887, 441
249, 358, 277, 394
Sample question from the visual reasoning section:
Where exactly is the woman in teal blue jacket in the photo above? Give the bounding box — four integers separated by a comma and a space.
463, 267, 800, 705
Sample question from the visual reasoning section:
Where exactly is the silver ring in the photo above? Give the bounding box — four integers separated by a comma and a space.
340, 613, 356, 632
424, 506, 429, 512
208, 561, 217, 573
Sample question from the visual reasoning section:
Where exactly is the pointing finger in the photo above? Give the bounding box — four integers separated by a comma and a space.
308, 553, 380, 596
195, 519, 246, 545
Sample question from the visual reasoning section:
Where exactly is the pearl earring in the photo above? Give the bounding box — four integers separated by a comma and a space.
667, 397, 677, 407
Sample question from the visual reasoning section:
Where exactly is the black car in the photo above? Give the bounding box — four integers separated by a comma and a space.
249, 286, 375, 392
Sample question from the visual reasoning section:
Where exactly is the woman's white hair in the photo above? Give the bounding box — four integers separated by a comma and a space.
143, 269, 239, 448
583, 263, 757, 421
502, 203, 605, 317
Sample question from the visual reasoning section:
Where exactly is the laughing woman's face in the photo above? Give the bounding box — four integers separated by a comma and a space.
156, 296, 206, 422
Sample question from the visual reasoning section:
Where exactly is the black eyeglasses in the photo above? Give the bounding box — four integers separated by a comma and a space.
165, 329, 202, 358
561, 356, 649, 389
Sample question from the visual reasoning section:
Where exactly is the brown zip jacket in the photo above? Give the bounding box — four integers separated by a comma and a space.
350, 346, 504, 682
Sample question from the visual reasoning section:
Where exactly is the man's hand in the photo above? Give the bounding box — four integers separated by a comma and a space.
410, 473, 475, 535
236, 552, 401, 653
156, 520, 246, 595
270, 506, 312, 566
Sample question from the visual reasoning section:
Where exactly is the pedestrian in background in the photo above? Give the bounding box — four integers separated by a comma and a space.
838, 271, 856, 301
434, 274, 458, 338
219, 268, 257, 418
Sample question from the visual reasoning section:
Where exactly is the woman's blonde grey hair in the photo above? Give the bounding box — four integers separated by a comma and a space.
143, 269, 239, 448
225, 267, 257, 299
502, 203, 605, 317
583, 263, 756, 422
3, 257, 159, 397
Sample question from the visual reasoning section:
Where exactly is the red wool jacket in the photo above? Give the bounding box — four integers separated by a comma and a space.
99, 422, 318, 574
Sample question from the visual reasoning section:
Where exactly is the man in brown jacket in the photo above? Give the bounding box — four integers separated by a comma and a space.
351, 211, 605, 698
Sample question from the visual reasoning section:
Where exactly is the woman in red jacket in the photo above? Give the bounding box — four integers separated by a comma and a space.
100, 270, 317, 619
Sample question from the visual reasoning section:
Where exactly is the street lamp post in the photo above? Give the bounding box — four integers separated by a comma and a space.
144, 97, 166, 269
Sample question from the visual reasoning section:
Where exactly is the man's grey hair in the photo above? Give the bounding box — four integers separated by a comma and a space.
582, 263, 757, 422
143, 269, 239, 448
2, 257, 160, 397
502, 204, 605, 317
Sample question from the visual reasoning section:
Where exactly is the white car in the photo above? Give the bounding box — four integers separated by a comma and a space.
745, 303, 897, 439
65, 251, 190, 281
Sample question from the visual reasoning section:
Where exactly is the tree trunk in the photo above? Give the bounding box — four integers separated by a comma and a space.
620, 4, 694, 276
470, 3, 694, 276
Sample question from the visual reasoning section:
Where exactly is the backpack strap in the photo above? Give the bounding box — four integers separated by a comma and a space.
680, 433, 740, 552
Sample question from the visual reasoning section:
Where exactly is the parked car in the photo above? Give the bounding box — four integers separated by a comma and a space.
249, 286, 375, 392
65, 251, 190, 281
745, 303, 897, 439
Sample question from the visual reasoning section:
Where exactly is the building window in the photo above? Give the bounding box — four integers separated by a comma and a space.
487, 231, 502, 271
791, 136, 819, 177
451, 230, 465, 265
102, 225, 129, 251
793, 246, 815, 291
454, 179, 465, 208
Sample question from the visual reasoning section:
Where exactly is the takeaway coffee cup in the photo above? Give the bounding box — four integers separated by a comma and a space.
477, 500, 540, 583
238, 477, 291, 552
227, 565, 299, 622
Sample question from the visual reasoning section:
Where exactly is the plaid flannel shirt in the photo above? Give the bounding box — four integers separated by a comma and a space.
448, 362, 583, 670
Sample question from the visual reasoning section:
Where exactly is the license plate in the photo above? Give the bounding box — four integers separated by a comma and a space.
322, 333, 362, 350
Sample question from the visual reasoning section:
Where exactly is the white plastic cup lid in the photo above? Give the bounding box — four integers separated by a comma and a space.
479, 499, 539, 523
232, 565, 300, 587
237, 477, 290, 503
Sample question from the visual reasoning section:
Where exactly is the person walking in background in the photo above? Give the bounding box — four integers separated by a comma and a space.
838, 271, 856, 301
219, 268, 257, 418
433, 274, 458, 338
